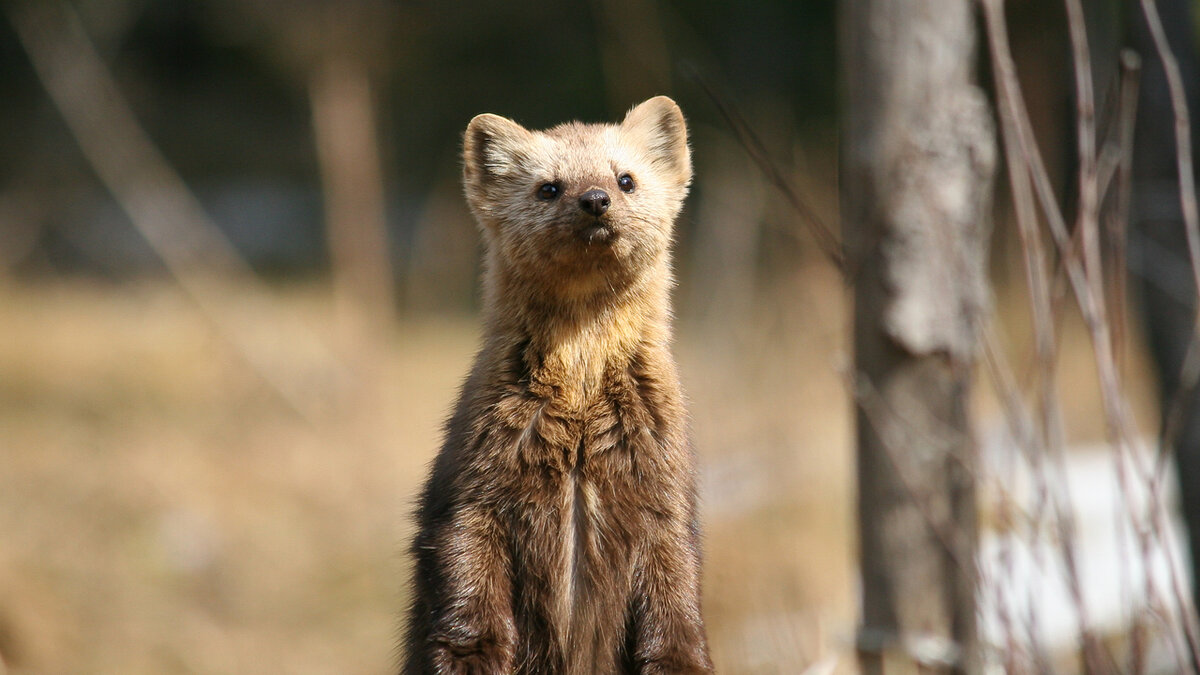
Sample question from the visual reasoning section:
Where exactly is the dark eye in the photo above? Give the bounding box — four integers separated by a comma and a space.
537, 183, 559, 200
617, 174, 635, 193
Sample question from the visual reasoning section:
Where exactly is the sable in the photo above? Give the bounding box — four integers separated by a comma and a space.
402, 97, 712, 675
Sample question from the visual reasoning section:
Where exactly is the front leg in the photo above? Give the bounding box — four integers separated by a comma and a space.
628, 524, 714, 674
405, 505, 516, 675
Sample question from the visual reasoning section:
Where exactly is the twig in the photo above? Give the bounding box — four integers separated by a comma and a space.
1089, 52, 1140, 381
989, 1, 1196, 671
1063, 5, 1190, 674
1140, 0, 1200, 545
981, 329, 1053, 675
1135, 0, 1200, 308
981, 330, 1059, 675
686, 68, 846, 272
1109, 51, 1146, 675
980, 3, 1109, 669
1137, 0, 1200, 667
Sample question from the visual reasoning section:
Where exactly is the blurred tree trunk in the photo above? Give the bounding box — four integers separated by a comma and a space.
210, 1, 398, 339
309, 51, 395, 336
839, 2, 995, 674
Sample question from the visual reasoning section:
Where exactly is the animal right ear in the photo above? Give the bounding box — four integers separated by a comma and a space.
620, 96, 691, 186
463, 113, 532, 188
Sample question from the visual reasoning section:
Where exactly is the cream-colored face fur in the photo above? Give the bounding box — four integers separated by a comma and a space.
462, 96, 691, 299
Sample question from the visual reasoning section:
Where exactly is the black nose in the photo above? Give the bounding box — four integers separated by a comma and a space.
578, 189, 610, 216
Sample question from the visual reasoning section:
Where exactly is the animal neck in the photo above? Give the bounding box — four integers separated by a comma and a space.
484, 256, 673, 404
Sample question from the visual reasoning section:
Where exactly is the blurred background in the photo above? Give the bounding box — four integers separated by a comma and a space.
0, 1, 1192, 673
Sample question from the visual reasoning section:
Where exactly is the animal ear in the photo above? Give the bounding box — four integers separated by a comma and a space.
463, 113, 532, 188
620, 96, 691, 185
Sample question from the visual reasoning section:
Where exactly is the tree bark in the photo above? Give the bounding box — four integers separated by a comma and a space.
839, 2, 995, 673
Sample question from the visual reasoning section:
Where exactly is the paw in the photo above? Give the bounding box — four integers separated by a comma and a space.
637, 647, 714, 675
430, 636, 512, 675
431, 651, 508, 675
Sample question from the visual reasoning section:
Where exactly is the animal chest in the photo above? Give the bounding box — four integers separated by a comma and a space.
493, 381, 674, 661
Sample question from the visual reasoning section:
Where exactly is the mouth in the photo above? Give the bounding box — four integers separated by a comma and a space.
576, 218, 616, 244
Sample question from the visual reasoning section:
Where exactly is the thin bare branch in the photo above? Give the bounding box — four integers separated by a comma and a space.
1140, 17, 1200, 612
1100, 51, 1140, 373
688, 69, 846, 272
980, 3, 1109, 669
1136, 0, 1200, 301
1136, 0, 1200, 666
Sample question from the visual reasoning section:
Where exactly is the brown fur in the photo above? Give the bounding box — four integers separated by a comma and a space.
402, 97, 712, 674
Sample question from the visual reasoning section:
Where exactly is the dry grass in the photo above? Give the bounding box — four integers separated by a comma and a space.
0, 270, 856, 675
0, 280, 461, 674
0, 263, 1159, 674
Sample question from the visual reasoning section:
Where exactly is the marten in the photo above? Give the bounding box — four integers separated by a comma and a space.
402, 96, 712, 675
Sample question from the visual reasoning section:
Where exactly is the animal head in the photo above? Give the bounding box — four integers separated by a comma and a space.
462, 96, 691, 300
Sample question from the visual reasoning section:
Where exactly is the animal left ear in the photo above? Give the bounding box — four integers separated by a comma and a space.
621, 96, 692, 186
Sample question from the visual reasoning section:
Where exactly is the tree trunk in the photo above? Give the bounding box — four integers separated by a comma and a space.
839, 2, 995, 673
310, 53, 395, 337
